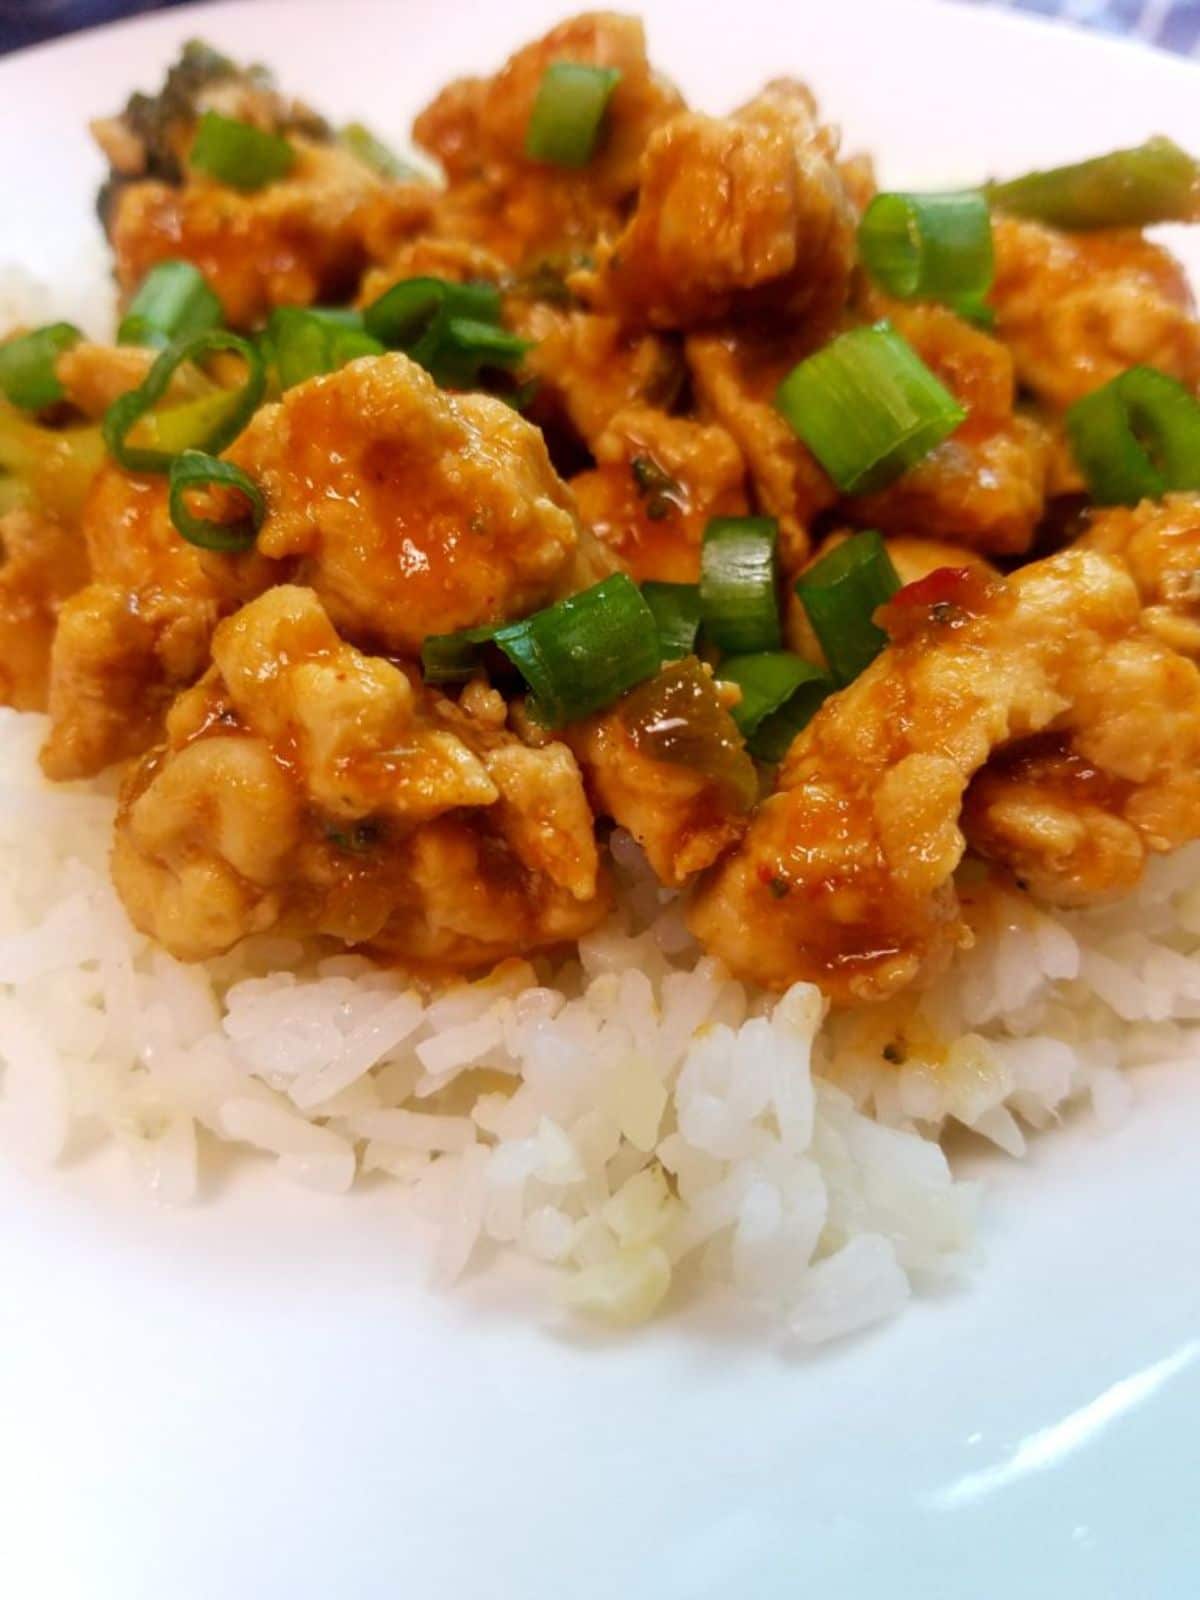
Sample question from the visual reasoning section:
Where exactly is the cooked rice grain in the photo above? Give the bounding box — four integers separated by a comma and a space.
2, 706, 1197, 1342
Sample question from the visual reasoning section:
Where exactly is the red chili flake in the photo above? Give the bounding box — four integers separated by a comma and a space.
880, 565, 995, 642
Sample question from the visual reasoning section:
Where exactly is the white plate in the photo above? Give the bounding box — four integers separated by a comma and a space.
2, 2, 1199, 1594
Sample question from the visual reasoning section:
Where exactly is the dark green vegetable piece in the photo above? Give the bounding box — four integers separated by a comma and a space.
264, 307, 384, 389
640, 581, 701, 662
986, 137, 1200, 230
858, 191, 994, 315
718, 651, 833, 761
1066, 364, 1200, 505
699, 517, 781, 655
189, 110, 295, 190
103, 328, 266, 474
167, 449, 264, 551
362, 277, 527, 389
420, 623, 504, 686
0, 323, 81, 411
525, 64, 622, 168
794, 530, 901, 686
118, 260, 223, 349
434, 318, 532, 389
422, 576, 660, 725
494, 574, 660, 726
363, 277, 501, 350
776, 322, 965, 496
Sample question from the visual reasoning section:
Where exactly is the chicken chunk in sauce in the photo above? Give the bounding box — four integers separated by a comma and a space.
5, 10, 1200, 1017
218, 353, 584, 655
114, 585, 608, 963
690, 551, 1200, 1002
584, 80, 856, 336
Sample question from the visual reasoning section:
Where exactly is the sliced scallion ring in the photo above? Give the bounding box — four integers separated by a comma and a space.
0, 323, 81, 412
102, 328, 266, 475
525, 63, 622, 168
699, 516, 781, 655
858, 191, 994, 311
117, 260, 222, 349
1066, 364, 1200, 505
494, 573, 660, 726
363, 277, 501, 351
264, 306, 384, 390
794, 530, 901, 686
718, 651, 833, 762
420, 623, 502, 685
775, 322, 966, 496
189, 111, 295, 191
640, 581, 702, 662
167, 449, 264, 552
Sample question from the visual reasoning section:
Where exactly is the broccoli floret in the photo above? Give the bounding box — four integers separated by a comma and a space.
94, 39, 330, 230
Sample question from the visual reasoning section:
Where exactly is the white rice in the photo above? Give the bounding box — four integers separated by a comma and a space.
3, 704, 1198, 1342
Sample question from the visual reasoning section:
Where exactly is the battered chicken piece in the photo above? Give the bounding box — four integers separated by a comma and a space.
217, 353, 582, 655
570, 406, 747, 581
411, 13, 684, 268
990, 215, 1200, 411
686, 331, 835, 568
962, 737, 1149, 907
109, 139, 386, 329
1080, 494, 1200, 658
510, 302, 683, 451
113, 585, 607, 963
569, 658, 757, 885
585, 80, 856, 335
0, 508, 89, 711
689, 551, 1200, 1002
52, 341, 213, 419
39, 467, 224, 780
845, 302, 1050, 556
95, 41, 389, 328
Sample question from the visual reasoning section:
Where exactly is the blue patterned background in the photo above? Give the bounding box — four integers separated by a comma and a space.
1, 0, 1199, 56
962, 0, 1200, 53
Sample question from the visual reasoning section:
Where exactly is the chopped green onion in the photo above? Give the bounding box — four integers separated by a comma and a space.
167, 449, 264, 552
858, 191, 993, 313
339, 122, 427, 183
420, 623, 502, 685
749, 683, 834, 763
1066, 364, 1200, 506
776, 322, 966, 496
699, 516, 781, 655
264, 306, 383, 390
135, 388, 242, 456
0, 323, 81, 412
986, 137, 1200, 230
422, 576, 661, 721
795, 530, 901, 686
103, 328, 266, 475
718, 651, 833, 762
641, 581, 701, 662
434, 318, 531, 388
495, 574, 660, 727
363, 277, 501, 350
362, 277, 525, 388
189, 110, 295, 191
525, 63, 621, 168
117, 260, 222, 349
